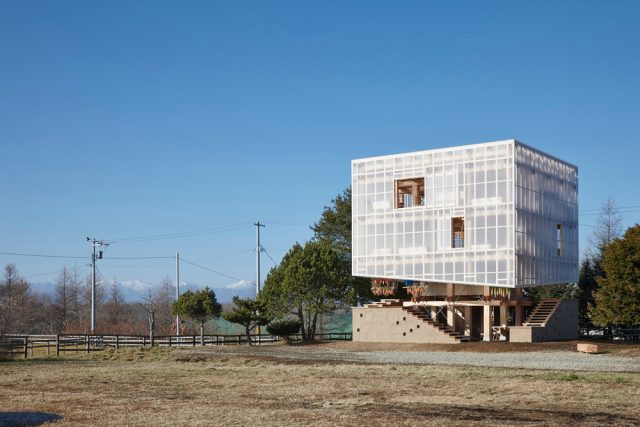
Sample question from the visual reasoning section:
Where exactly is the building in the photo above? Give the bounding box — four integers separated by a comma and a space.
351, 139, 579, 343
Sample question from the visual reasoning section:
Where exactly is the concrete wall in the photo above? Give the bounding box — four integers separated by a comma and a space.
510, 299, 578, 342
352, 306, 459, 344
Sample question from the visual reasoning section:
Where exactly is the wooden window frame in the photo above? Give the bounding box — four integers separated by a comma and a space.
394, 177, 425, 209
451, 216, 465, 249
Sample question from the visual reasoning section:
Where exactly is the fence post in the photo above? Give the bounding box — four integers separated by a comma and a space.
168, 336, 172, 348
56, 334, 60, 357
86, 335, 90, 354
23, 337, 28, 359
237, 335, 241, 345
192, 335, 196, 347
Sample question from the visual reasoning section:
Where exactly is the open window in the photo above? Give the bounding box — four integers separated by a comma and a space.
556, 224, 563, 256
395, 178, 424, 209
452, 217, 465, 248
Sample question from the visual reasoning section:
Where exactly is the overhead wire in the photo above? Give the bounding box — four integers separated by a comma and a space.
0, 251, 86, 259
24, 268, 71, 279
261, 246, 279, 267
580, 204, 640, 212
179, 257, 244, 283
109, 222, 253, 243
191, 249, 254, 263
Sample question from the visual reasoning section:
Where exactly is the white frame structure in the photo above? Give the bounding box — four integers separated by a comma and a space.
352, 139, 578, 288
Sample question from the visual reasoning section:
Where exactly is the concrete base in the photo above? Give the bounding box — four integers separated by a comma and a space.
353, 306, 460, 344
510, 300, 579, 342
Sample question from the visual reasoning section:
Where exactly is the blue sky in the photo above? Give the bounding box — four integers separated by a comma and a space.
0, 1, 639, 290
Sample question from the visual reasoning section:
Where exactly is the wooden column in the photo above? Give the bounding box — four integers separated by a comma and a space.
500, 304, 508, 326
464, 306, 473, 336
446, 283, 456, 329
447, 306, 455, 329
447, 283, 456, 299
514, 288, 523, 326
483, 304, 492, 341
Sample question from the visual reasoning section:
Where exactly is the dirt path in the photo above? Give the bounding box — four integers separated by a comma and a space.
191, 342, 640, 372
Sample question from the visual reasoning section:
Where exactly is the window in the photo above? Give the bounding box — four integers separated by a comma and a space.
556, 224, 563, 256
452, 217, 465, 248
394, 178, 424, 209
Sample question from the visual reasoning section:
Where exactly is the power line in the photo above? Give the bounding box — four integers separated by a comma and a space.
0, 251, 86, 259
0, 251, 173, 260
180, 257, 244, 283
191, 249, 254, 263
109, 222, 253, 243
24, 268, 70, 279
580, 210, 640, 217
265, 221, 311, 226
580, 204, 640, 212
108, 256, 174, 260
261, 246, 279, 267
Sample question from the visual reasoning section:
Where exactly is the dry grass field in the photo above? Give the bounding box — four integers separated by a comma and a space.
1, 345, 640, 426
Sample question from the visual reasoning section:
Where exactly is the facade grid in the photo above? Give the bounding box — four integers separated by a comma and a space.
352, 139, 578, 289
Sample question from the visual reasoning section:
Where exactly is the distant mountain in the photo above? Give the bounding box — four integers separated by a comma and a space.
28, 279, 256, 304
30, 282, 57, 298
210, 280, 256, 303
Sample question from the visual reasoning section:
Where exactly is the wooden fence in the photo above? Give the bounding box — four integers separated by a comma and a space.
0, 332, 352, 359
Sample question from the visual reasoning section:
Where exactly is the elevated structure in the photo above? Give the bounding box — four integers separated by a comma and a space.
351, 140, 579, 342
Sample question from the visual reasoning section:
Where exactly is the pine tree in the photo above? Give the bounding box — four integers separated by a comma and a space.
311, 187, 374, 303
590, 225, 640, 328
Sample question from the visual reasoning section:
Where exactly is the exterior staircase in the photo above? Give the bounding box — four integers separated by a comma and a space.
402, 305, 475, 342
364, 299, 403, 308
523, 298, 562, 327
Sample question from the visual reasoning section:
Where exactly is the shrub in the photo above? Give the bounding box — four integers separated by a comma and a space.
267, 319, 302, 338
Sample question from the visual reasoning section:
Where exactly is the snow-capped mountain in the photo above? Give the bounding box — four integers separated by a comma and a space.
29, 278, 256, 304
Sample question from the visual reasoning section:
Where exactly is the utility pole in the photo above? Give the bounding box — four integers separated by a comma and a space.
254, 222, 265, 295
254, 222, 265, 337
87, 237, 109, 334
176, 252, 180, 337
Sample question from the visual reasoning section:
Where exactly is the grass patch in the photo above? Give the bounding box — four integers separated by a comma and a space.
558, 372, 582, 381
0, 347, 638, 426
544, 371, 637, 384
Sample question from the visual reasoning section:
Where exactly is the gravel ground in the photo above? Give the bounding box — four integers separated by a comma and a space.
195, 345, 640, 372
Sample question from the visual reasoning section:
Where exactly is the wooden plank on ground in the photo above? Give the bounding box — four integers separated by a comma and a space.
577, 343, 602, 354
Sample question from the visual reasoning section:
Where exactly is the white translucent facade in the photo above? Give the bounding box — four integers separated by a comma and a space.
352, 140, 578, 289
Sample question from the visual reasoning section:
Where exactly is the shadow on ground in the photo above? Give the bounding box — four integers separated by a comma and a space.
0, 412, 63, 426
365, 403, 639, 425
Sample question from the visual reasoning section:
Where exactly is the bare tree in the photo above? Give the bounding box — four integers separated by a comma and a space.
0, 264, 34, 334
154, 276, 175, 335
590, 197, 623, 252
54, 267, 72, 332
139, 290, 162, 343
65, 265, 83, 332
103, 279, 126, 333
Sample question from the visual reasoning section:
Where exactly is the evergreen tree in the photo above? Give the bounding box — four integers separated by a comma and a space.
590, 225, 640, 328
575, 257, 602, 330
311, 187, 373, 303
222, 297, 271, 345
172, 287, 222, 344
262, 241, 353, 341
